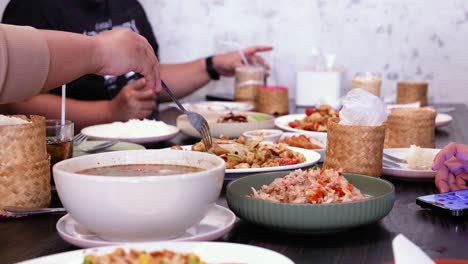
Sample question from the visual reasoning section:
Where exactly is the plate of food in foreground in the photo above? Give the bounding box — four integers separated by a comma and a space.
274, 105, 339, 135
177, 111, 275, 138
172, 135, 321, 174
81, 119, 179, 144
17, 241, 294, 264
278, 132, 327, 162
227, 168, 395, 233
383, 146, 440, 179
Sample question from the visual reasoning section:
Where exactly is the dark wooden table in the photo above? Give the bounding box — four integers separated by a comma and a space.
2, 104, 468, 264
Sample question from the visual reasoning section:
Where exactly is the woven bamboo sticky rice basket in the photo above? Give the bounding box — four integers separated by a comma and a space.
256, 86, 289, 115
324, 118, 386, 177
0, 115, 51, 216
396, 81, 428, 106
384, 107, 436, 148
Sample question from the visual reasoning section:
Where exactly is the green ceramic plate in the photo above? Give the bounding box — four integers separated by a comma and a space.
73, 141, 145, 157
227, 171, 395, 233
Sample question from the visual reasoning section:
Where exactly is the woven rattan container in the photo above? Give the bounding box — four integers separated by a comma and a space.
256, 86, 289, 115
384, 107, 436, 148
0, 115, 48, 165
324, 118, 386, 177
396, 81, 428, 106
0, 115, 50, 216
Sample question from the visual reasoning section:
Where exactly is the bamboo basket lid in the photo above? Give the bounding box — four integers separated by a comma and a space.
0, 115, 48, 165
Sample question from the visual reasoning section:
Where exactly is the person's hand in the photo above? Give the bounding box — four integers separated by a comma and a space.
108, 78, 157, 121
432, 142, 468, 192
93, 29, 162, 93
212, 46, 273, 76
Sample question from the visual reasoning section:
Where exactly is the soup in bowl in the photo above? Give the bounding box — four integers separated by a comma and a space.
53, 149, 225, 242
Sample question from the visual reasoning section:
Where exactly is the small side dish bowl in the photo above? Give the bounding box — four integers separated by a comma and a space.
242, 129, 283, 142
227, 171, 395, 233
54, 149, 225, 242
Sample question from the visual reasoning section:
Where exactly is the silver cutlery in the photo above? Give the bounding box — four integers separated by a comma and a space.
383, 153, 407, 164
78, 140, 119, 153
383, 159, 403, 168
3, 206, 66, 216
72, 133, 88, 146
161, 80, 213, 150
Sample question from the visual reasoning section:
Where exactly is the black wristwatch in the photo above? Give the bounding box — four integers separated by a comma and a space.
205, 56, 220, 80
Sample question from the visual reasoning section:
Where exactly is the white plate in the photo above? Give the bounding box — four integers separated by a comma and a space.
73, 141, 145, 157
18, 241, 293, 264
382, 148, 440, 179
275, 114, 327, 136
180, 101, 255, 112
179, 145, 321, 174
280, 132, 327, 162
81, 123, 179, 144
436, 113, 453, 127
56, 205, 236, 248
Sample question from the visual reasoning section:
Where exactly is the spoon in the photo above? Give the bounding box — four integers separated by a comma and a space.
3, 207, 66, 216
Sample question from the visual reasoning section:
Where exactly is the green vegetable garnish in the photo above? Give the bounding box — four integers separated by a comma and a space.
247, 115, 270, 122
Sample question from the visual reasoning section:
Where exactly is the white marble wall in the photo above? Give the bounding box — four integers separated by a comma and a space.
2, 0, 468, 104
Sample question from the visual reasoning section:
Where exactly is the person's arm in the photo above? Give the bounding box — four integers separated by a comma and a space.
5, 94, 114, 130
159, 46, 272, 101
0, 24, 161, 104
41, 28, 160, 92
5, 78, 156, 130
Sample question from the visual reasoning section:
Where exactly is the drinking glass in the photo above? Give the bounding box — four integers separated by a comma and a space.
351, 72, 382, 97
46, 120, 74, 182
234, 65, 265, 102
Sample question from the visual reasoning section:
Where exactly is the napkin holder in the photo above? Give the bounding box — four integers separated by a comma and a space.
295, 68, 343, 107
324, 118, 386, 177
384, 108, 436, 148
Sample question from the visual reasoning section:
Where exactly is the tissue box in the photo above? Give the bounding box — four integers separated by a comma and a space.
295, 68, 344, 107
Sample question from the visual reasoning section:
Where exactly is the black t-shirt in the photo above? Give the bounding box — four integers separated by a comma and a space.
2, 0, 159, 100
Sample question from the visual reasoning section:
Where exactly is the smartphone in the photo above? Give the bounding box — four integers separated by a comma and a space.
416, 189, 468, 216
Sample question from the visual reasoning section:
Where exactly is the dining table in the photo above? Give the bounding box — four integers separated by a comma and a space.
1, 103, 468, 264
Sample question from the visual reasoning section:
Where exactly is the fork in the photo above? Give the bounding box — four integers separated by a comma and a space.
72, 133, 88, 146
383, 153, 407, 164
160, 81, 212, 150
78, 140, 119, 153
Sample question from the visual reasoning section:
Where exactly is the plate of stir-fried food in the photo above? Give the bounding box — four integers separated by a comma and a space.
275, 105, 339, 135
227, 168, 395, 233
278, 132, 327, 162
18, 242, 294, 264
171, 135, 320, 174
